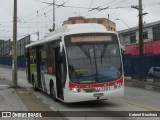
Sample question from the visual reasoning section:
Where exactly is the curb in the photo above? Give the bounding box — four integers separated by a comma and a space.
125, 79, 160, 92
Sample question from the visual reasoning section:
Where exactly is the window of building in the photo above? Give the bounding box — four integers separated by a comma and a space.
130, 35, 136, 43
153, 26, 160, 40
143, 31, 148, 39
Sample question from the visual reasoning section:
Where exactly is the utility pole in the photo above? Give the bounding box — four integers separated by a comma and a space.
12, 0, 18, 87
37, 11, 39, 40
139, 0, 143, 55
53, 0, 55, 31
37, 31, 39, 41
138, 0, 144, 80
108, 14, 110, 31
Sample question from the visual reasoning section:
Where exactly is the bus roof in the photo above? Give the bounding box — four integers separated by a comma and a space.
26, 23, 116, 48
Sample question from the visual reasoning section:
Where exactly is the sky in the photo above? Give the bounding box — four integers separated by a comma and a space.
0, 0, 160, 41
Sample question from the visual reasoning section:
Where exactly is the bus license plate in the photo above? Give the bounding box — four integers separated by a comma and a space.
93, 93, 104, 97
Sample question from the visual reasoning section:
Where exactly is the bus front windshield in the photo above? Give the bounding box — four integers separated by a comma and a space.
65, 34, 122, 84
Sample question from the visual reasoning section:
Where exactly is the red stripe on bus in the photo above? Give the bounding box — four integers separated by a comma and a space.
69, 76, 123, 88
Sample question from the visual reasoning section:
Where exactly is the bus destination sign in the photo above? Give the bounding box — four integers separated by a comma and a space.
71, 36, 112, 43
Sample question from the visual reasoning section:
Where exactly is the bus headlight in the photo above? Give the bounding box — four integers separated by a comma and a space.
71, 88, 81, 92
73, 88, 78, 92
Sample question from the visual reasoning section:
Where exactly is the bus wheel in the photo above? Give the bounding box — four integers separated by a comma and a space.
50, 84, 59, 102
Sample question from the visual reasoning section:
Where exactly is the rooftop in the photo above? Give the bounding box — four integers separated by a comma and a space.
118, 20, 160, 34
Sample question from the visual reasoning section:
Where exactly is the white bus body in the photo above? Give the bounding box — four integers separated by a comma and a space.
26, 23, 124, 103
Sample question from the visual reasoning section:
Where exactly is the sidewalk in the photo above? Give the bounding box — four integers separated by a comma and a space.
0, 77, 66, 120
0, 78, 32, 120
125, 77, 160, 92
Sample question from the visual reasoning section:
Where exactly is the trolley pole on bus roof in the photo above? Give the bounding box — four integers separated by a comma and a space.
12, 0, 18, 87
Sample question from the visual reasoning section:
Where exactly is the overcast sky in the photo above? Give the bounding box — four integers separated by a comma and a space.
0, 0, 160, 41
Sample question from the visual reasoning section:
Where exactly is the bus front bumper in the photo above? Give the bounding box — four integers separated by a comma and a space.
63, 87, 124, 103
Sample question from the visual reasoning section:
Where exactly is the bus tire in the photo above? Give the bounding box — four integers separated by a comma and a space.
32, 75, 38, 91
50, 83, 59, 102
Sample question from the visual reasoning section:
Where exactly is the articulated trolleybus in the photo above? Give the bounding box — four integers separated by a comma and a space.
26, 23, 124, 103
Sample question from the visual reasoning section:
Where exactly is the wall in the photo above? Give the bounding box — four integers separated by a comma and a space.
0, 56, 26, 68
119, 32, 136, 45
136, 27, 153, 43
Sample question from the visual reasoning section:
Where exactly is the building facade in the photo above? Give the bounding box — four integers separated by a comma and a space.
63, 16, 116, 31
118, 20, 160, 46
119, 21, 160, 79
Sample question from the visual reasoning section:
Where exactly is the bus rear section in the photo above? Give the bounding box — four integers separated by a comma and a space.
63, 33, 124, 103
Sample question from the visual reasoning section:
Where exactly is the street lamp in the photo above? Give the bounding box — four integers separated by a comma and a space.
115, 18, 130, 29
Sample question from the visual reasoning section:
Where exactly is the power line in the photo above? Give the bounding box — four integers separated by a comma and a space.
18, 0, 132, 29
89, 0, 94, 9
19, 0, 131, 25
85, 0, 128, 17
18, 1, 134, 31
78, 0, 116, 16
110, 7, 134, 18
19, 8, 53, 23
20, 4, 52, 21
143, 2, 160, 6
32, 0, 129, 11
1, 0, 138, 40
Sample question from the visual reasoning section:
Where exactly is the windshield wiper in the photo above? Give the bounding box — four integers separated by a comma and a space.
101, 44, 107, 63
77, 44, 92, 64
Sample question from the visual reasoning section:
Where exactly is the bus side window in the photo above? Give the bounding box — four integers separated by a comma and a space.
46, 43, 56, 75
30, 50, 36, 64
41, 50, 47, 72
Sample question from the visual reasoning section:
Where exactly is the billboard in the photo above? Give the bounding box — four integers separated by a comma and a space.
17, 35, 30, 56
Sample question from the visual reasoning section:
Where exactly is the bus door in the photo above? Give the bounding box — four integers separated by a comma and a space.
55, 47, 64, 99
26, 50, 31, 83
39, 45, 48, 91
36, 47, 42, 89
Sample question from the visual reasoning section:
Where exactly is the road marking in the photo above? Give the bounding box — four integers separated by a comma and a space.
50, 106, 57, 111
16, 91, 32, 94
0, 85, 9, 87
42, 100, 48, 104
0, 77, 4, 79
36, 96, 40, 98
26, 88, 31, 91
111, 98, 158, 111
